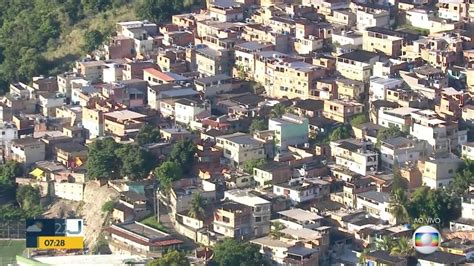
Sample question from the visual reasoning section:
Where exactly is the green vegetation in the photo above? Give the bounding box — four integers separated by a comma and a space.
212, 239, 266, 266
86, 138, 155, 180
391, 161, 407, 191
329, 125, 351, 141
390, 237, 414, 257
83, 29, 104, 53
154, 161, 183, 193
249, 119, 267, 133
135, 0, 188, 23
86, 138, 123, 180
101, 200, 116, 213
188, 192, 207, 220
358, 248, 369, 265
0, 239, 26, 265
16, 185, 41, 212
116, 144, 155, 180
397, 24, 429, 36
270, 221, 285, 239
168, 139, 197, 174
375, 236, 414, 257
453, 159, 474, 194
270, 103, 287, 118
0, 0, 139, 92
376, 125, 406, 148
349, 114, 368, 127
389, 188, 410, 225
136, 124, 161, 146
236, 64, 247, 80
140, 215, 168, 232
147, 249, 190, 266
0, 161, 24, 200
242, 159, 266, 174
0, 0, 205, 93
389, 187, 460, 228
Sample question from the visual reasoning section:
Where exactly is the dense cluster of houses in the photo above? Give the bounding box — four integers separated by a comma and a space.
3, 0, 474, 265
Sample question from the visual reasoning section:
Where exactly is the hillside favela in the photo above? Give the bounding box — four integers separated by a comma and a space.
0, 0, 473, 265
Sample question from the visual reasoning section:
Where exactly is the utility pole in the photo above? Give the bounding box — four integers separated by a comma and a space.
154, 188, 160, 223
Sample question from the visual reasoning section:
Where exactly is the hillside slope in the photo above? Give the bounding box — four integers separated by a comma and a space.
0, 0, 204, 92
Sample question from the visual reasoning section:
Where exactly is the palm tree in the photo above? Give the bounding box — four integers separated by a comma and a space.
390, 237, 414, 257
389, 188, 410, 225
358, 248, 370, 266
188, 192, 207, 220
376, 235, 393, 251
270, 222, 286, 239
270, 103, 287, 118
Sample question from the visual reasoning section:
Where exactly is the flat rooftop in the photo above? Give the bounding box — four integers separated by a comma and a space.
105, 110, 146, 120
117, 222, 169, 240
278, 208, 322, 222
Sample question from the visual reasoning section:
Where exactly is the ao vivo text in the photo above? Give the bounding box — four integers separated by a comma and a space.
413, 217, 441, 224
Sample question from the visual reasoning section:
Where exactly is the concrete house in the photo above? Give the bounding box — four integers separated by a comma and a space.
330, 140, 378, 176
174, 99, 210, 126
380, 136, 425, 170
323, 99, 364, 123
10, 138, 46, 168
224, 189, 271, 237
253, 162, 292, 188
103, 110, 146, 138
336, 50, 379, 82
273, 178, 330, 205
269, 114, 309, 151
216, 133, 266, 167
356, 191, 395, 224
420, 155, 462, 189
213, 200, 252, 239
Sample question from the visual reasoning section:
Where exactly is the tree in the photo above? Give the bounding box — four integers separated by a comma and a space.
116, 145, 155, 180
135, 0, 184, 23
270, 103, 287, 118
270, 222, 285, 239
242, 158, 266, 174
389, 188, 410, 225
350, 114, 368, 127
213, 239, 266, 266
390, 237, 414, 257
16, 185, 41, 211
376, 125, 405, 148
249, 119, 267, 133
169, 139, 197, 174
0, 160, 23, 199
83, 30, 104, 53
376, 235, 394, 251
101, 200, 116, 213
86, 138, 122, 180
391, 160, 407, 191
136, 124, 161, 145
236, 64, 246, 80
452, 159, 474, 194
148, 250, 190, 266
154, 161, 183, 193
358, 248, 370, 266
406, 186, 461, 228
329, 125, 351, 141
1, 161, 24, 181
188, 192, 207, 220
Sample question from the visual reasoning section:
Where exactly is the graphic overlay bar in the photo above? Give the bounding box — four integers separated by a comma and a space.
26, 219, 84, 249
37, 236, 84, 250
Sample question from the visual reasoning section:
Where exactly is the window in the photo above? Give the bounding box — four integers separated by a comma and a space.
223, 216, 230, 223
255, 217, 262, 222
